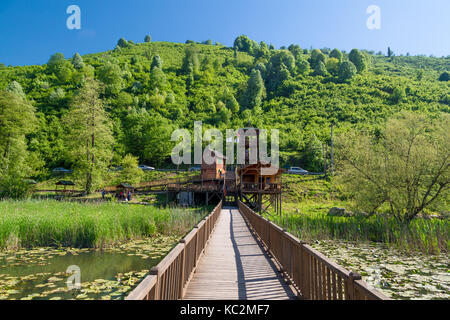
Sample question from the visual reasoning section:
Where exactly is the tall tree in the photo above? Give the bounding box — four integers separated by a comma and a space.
329, 48, 343, 62
387, 47, 394, 58
72, 53, 85, 69
47, 53, 66, 74
0, 91, 36, 173
309, 49, 326, 68
63, 78, 114, 194
338, 61, 357, 82
241, 69, 265, 110
349, 49, 367, 73
118, 154, 143, 186
151, 55, 163, 69
313, 61, 327, 76
0, 91, 37, 198
233, 35, 256, 54
98, 61, 123, 96
144, 34, 152, 43
6, 81, 26, 99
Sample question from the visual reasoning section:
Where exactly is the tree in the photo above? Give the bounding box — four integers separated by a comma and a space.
182, 46, 200, 74
313, 61, 327, 76
309, 49, 326, 68
149, 67, 168, 91
255, 41, 270, 60
288, 44, 302, 58
266, 51, 295, 92
387, 47, 394, 58
338, 61, 357, 82
349, 49, 367, 73
300, 134, 323, 172
56, 65, 73, 83
144, 35, 152, 43
118, 154, 143, 186
438, 71, 450, 81
336, 112, 449, 224
63, 78, 114, 194
123, 109, 173, 167
233, 35, 256, 54
221, 88, 240, 113
97, 61, 123, 96
72, 53, 85, 69
151, 55, 163, 69
47, 53, 66, 74
0, 91, 37, 198
296, 56, 310, 75
241, 69, 265, 109
325, 57, 340, 76
117, 38, 129, 48
329, 48, 343, 62
6, 81, 26, 100
391, 87, 405, 104
49, 88, 65, 104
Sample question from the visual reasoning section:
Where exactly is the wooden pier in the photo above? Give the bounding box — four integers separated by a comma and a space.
183, 207, 295, 300
126, 201, 390, 301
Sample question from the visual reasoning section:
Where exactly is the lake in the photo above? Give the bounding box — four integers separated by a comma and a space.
0, 235, 178, 300
310, 240, 449, 300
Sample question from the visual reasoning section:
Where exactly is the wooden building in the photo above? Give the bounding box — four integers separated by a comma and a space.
55, 180, 75, 195
235, 127, 284, 216
201, 148, 226, 181
237, 163, 283, 192
116, 183, 134, 201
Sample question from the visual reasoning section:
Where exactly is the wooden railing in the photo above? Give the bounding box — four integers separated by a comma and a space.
238, 201, 390, 300
126, 201, 222, 300
241, 183, 281, 192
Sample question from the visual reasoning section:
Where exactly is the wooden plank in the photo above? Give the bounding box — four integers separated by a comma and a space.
184, 208, 295, 300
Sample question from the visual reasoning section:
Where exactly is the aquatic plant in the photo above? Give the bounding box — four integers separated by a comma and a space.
0, 200, 208, 249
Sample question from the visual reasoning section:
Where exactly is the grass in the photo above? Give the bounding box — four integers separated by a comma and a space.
272, 206, 448, 254
270, 175, 449, 254
0, 200, 210, 249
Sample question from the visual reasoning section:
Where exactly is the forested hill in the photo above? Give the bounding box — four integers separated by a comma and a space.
0, 36, 449, 174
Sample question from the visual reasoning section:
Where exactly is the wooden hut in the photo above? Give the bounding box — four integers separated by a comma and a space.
115, 183, 134, 201
201, 148, 227, 181
237, 163, 283, 192
55, 180, 75, 195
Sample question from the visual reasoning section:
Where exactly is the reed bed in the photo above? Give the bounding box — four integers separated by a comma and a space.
0, 200, 208, 249
272, 211, 449, 254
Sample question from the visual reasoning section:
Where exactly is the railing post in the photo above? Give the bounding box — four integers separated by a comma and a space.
348, 272, 362, 300
193, 227, 199, 268
149, 266, 160, 300
179, 239, 186, 299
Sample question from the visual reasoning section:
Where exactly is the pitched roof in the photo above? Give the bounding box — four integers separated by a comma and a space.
116, 183, 134, 188
56, 180, 75, 186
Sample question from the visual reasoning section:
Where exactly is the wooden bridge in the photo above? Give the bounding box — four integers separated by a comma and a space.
126, 201, 390, 300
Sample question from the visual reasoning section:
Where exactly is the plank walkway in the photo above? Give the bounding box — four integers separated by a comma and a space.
183, 207, 296, 300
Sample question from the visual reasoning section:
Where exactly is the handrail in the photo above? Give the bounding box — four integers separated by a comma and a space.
125, 201, 222, 300
238, 200, 391, 300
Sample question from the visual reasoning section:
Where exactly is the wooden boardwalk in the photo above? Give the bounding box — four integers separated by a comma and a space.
184, 207, 296, 300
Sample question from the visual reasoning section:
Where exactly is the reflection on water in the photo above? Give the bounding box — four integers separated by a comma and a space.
310, 240, 449, 300
0, 235, 178, 300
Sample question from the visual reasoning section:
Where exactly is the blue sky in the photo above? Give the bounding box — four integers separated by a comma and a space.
0, 0, 449, 66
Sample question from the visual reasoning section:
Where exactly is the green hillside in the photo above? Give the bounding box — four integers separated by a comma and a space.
0, 37, 449, 182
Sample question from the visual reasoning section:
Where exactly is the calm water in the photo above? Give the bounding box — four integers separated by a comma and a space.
0, 236, 177, 300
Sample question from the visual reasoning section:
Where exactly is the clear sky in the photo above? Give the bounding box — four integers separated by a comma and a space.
0, 0, 449, 66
